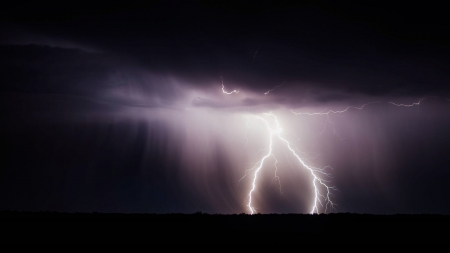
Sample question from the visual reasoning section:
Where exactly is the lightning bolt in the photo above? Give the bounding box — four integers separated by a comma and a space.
289, 97, 442, 141
221, 75, 240, 95
264, 81, 285, 95
388, 97, 426, 107
387, 96, 450, 107
238, 94, 449, 215
291, 101, 381, 140
291, 101, 381, 116
245, 113, 336, 214
271, 154, 283, 195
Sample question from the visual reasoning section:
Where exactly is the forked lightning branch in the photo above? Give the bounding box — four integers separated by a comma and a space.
244, 113, 336, 214
221, 83, 443, 214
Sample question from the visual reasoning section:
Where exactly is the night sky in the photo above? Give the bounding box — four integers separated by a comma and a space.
1, 0, 449, 214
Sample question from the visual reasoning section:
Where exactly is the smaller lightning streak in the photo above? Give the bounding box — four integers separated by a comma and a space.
290, 101, 381, 140
221, 76, 240, 95
271, 154, 283, 195
264, 81, 285, 95
388, 97, 426, 107
291, 101, 381, 116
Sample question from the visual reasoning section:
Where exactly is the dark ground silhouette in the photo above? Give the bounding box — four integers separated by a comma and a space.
1, 211, 449, 243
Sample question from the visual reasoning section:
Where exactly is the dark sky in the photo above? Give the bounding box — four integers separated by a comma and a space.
1, 0, 449, 214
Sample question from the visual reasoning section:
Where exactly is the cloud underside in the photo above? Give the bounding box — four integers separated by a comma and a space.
0, 44, 448, 115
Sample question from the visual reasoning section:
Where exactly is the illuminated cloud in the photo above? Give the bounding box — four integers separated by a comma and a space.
0, 1, 449, 214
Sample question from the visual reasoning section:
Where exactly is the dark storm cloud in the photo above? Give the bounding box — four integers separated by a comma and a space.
1, 1, 450, 215
0, 45, 114, 95
2, 1, 449, 104
0, 44, 187, 114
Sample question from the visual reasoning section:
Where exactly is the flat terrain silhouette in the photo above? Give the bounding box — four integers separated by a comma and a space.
1, 211, 449, 243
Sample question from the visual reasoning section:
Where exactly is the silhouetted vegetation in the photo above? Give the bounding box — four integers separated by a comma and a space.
1, 211, 449, 243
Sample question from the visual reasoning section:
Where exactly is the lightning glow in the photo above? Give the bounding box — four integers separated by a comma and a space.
219, 81, 448, 215
245, 113, 336, 214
